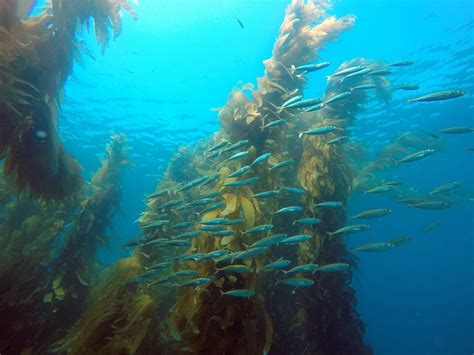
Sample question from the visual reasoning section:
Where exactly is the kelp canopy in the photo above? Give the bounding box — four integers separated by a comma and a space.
0, 0, 136, 201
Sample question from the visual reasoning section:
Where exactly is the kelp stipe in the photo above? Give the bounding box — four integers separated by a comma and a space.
0, 0, 136, 201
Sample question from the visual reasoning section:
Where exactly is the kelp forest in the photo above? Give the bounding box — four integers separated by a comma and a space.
1, 0, 436, 354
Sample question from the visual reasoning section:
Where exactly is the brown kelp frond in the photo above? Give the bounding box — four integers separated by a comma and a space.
50, 134, 130, 301
219, 0, 354, 146
54, 256, 157, 354
0, 0, 136, 201
92, 133, 131, 187
53, 0, 138, 53
266, 0, 355, 77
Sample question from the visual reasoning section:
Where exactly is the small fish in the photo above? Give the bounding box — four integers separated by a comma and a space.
223, 176, 259, 187
409, 201, 452, 210
188, 198, 215, 207
263, 119, 287, 129
200, 225, 226, 232
150, 275, 177, 286
164, 240, 193, 247
396, 149, 435, 165
259, 258, 292, 272
253, 190, 279, 198
395, 84, 419, 91
352, 242, 395, 253
175, 205, 194, 212
158, 199, 185, 209
299, 125, 337, 138
201, 191, 221, 199
175, 231, 202, 239
387, 235, 412, 247
438, 126, 474, 134
284, 263, 319, 274
249, 234, 288, 248
324, 92, 352, 105
228, 165, 251, 178
349, 84, 377, 92
280, 234, 312, 245
221, 289, 255, 298
201, 218, 229, 225
201, 250, 228, 260
396, 197, 426, 205
141, 220, 171, 229
207, 139, 229, 153
293, 218, 321, 225
141, 238, 168, 246
341, 68, 372, 82
369, 69, 392, 75
331, 65, 366, 77
317, 263, 350, 272
199, 201, 225, 215
292, 62, 330, 73
280, 95, 303, 109
285, 97, 323, 109
250, 153, 272, 167
270, 159, 295, 170
201, 174, 221, 187
178, 277, 214, 287
304, 103, 325, 112
170, 221, 195, 230
274, 206, 303, 214
222, 150, 249, 163
280, 187, 305, 195
350, 208, 392, 219
383, 181, 403, 186
389, 60, 414, 66
328, 224, 370, 235
147, 261, 173, 271
365, 184, 397, 194
278, 277, 314, 287
221, 140, 249, 154
233, 247, 267, 260
315, 201, 343, 208
177, 176, 209, 192
326, 136, 348, 144
172, 270, 199, 277
141, 269, 163, 279
123, 237, 147, 248
422, 221, 441, 234
235, 17, 244, 29
221, 218, 245, 226
210, 230, 237, 237
174, 253, 206, 262
218, 265, 253, 273
407, 90, 466, 103
430, 181, 461, 195
146, 189, 170, 199
244, 224, 273, 234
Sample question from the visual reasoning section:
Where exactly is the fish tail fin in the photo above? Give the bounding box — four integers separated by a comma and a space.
407, 99, 415, 103
298, 132, 304, 138
395, 160, 400, 166
327, 231, 336, 236
290, 65, 295, 75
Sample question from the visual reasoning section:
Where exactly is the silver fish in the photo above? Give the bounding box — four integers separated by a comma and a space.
278, 277, 314, 287
244, 224, 273, 234
324, 92, 352, 105
250, 153, 271, 167
438, 126, 474, 134
259, 258, 291, 272
328, 224, 370, 235
350, 208, 392, 219
284, 263, 319, 274
315, 201, 343, 208
233, 247, 267, 260
249, 234, 288, 248
274, 206, 303, 214
299, 125, 337, 138
396, 149, 435, 165
270, 159, 295, 170
293, 218, 321, 225
228, 165, 251, 178
263, 119, 287, 129
280, 234, 312, 245
408, 90, 466, 103
352, 242, 394, 253
430, 181, 461, 195
221, 289, 255, 298
331, 65, 365, 77
317, 263, 350, 272
253, 190, 279, 198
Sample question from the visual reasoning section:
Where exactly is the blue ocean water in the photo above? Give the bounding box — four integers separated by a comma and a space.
54, 0, 473, 353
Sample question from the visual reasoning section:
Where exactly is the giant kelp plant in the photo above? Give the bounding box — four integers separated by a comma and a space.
0, 133, 130, 353
0, 0, 136, 200
55, 1, 398, 354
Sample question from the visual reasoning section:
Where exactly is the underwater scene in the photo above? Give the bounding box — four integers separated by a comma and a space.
0, 0, 473, 354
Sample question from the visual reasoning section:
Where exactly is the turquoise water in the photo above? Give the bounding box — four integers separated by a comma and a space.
53, 0, 473, 353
